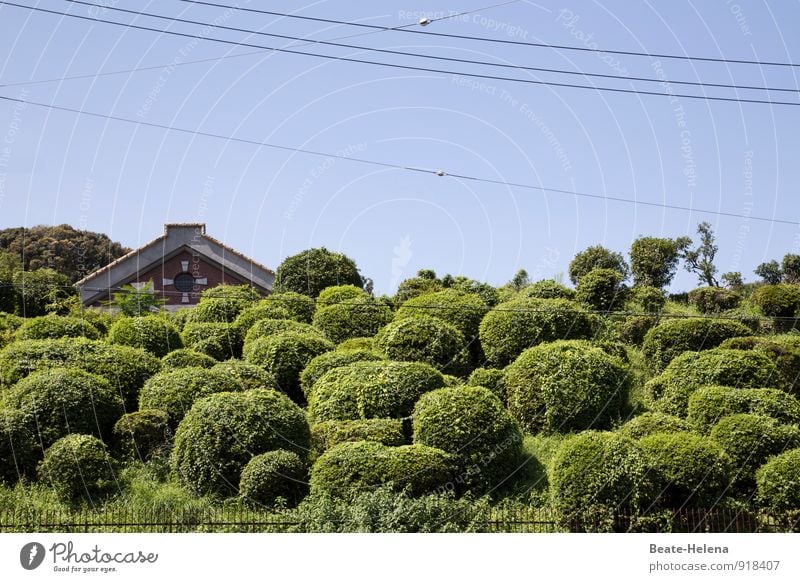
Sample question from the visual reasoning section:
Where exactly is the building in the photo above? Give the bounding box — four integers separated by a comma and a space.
75, 223, 274, 309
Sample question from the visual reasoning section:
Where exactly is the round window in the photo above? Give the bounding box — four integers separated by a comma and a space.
173, 272, 195, 292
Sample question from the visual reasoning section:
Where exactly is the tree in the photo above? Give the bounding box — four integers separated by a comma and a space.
568, 245, 629, 286
108, 281, 166, 316
12, 269, 74, 316
0, 249, 21, 313
754, 260, 782, 285
781, 254, 800, 283
721, 271, 744, 290
680, 222, 719, 287
629, 237, 689, 289
510, 269, 530, 291
275, 248, 363, 298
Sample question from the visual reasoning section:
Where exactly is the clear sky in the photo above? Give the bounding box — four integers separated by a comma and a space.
0, 0, 798, 295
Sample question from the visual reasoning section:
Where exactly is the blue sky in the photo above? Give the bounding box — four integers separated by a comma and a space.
0, 0, 798, 295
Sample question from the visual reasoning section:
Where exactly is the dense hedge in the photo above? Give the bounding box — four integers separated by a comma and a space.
243, 319, 324, 347
639, 432, 732, 508
642, 318, 753, 373
688, 287, 742, 314
618, 412, 691, 440
618, 315, 657, 346
37, 434, 116, 504
160, 348, 216, 370
210, 360, 279, 392
504, 341, 629, 433
575, 268, 627, 311
756, 449, 800, 510
275, 248, 363, 298
310, 419, 407, 453
719, 336, 800, 392
710, 414, 800, 490
189, 285, 261, 323
0, 408, 41, 483
687, 386, 800, 431
112, 409, 171, 460
317, 285, 368, 305
239, 450, 308, 506
478, 298, 595, 367
0, 338, 160, 407
752, 284, 800, 318
466, 367, 506, 401
108, 316, 182, 357
171, 389, 310, 496
299, 349, 383, 396
307, 361, 444, 423
260, 292, 316, 323
233, 304, 293, 335
648, 349, 779, 416
310, 441, 454, 497
520, 279, 576, 300
15, 315, 101, 340
182, 322, 243, 360
244, 332, 334, 403
139, 367, 241, 427
412, 386, 522, 491
374, 316, 469, 377
312, 298, 393, 344
3, 368, 124, 447
336, 337, 376, 352
395, 289, 488, 345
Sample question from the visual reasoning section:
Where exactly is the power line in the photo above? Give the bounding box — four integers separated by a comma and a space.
19, 0, 792, 95
3, 1, 799, 106
0, 92, 797, 227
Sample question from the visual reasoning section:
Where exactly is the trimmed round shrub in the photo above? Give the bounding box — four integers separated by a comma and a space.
756, 449, 800, 510
310, 441, 454, 497
568, 245, 629, 286
719, 336, 800, 392
16, 315, 100, 340
710, 414, 800, 489
37, 434, 116, 503
374, 316, 469, 377
261, 292, 315, 323
687, 386, 800, 432
243, 319, 324, 347
275, 248, 363, 298
108, 316, 182, 357
139, 367, 241, 427
166, 308, 193, 331
112, 409, 171, 460
467, 367, 506, 401
639, 432, 732, 508
336, 337, 375, 352
0, 408, 41, 483
688, 287, 742, 314
479, 298, 595, 367
412, 386, 522, 491
575, 268, 627, 311
239, 450, 308, 506
317, 284, 368, 305
504, 340, 629, 433
310, 419, 406, 453
642, 318, 753, 373
550, 432, 653, 529
627, 286, 667, 314
160, 348, 216, 370
244, 332, 334, 403
312, 298, 393, 344
648, 349, 780, 416
189, 285, 261, 323
3, 368, 124, 447
170, 389, 310, 496
299, 349, 383, 396
210, 360, 279, 391
233, 304, 292, 336
394, 276, 441, 305
520, 279, 576, 300
618, 315, 657, 346
618, 412, 690, 440
200, 284, 262, 304
182, 322, 243, 360
307, 361, 444, 423
752, 284, 800, 318
395, 289, 488, 345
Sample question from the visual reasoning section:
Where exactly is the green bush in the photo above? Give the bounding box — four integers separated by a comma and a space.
710, 414, 800, 489
478, 298, 595, 367
618, 412, 690, 440
719, 336, 800, 392
139, 367, 241, 427
312, 298, 393, 344
37, 434, 116, 504
160, 348, 216, 370
575, 268, 627, 311
171, 389, 310, 496
310, 419, 407, 453
688, 287, 742, 314
504, 341, 629, 433
394, 277, 442, 305
200, 284, 262, 304
412, 386, 522, 492
648, 349, 779, 416
182, 322, 243, 360
627, 286, 667, 313
639, 432, 732, 508
687, 386, 800, 431
317, 284, 368, 305
275, 248, 363, 298
752, 284, 800, 317
112, 409, 171, 460
642, 318, 752, 372
108, 316, 182, 357
261, 292, 316, 323
374, 316, 469, 377
239, 450, 308, 506
232, 304, 293, 335
210, 360, 279, 391
336, 337, 376, 352
16, 315, 100, 340
0, 408, 41, 483
618, 315, 657, 346
299, 349, 383, 396
307, 361, 444, 423
550, 432, 653, 530
756, 449, 800, 510
568, 245, 629, 286
3, 368, 124, 447
189, 285, 261, 323
244, 332, 334, 403
466, 367, 506, 401
310, 441, 454, 497
395, 289, 487, 345
166, 308, 193, 331
520, 279, 576, 300
243, 318, 324, 347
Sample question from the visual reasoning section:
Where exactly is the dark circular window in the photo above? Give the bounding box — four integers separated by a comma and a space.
173, 272, 195, 292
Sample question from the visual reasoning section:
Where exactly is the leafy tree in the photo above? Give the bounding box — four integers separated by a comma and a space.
680, 222, 719, 287
275, 247, 363, 298
108, 281, 166, 316
568, 245, 629, 285
510, 268, 530, 291
12, 269, 74, 316
0, 249, 21, 313
781, 254, 800, 283
629, 237, 689, 289
754, 260, 782, 285
721, 271, 744, 290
